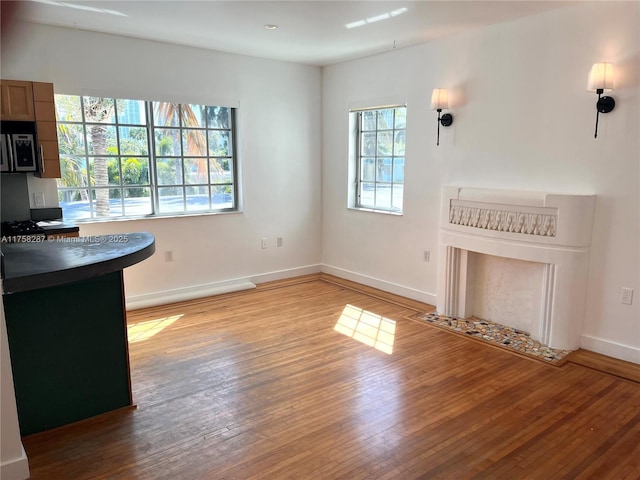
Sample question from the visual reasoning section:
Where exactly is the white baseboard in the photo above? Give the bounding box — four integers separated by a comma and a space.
125, 264, 322, 311
581, 334, 640, 364
250, 264, 322, 285
321, 264, 437, 306
0, 446, 30, 480
126, 279, 256, 310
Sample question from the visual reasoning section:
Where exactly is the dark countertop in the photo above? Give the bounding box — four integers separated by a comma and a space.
2, 232, 155, 294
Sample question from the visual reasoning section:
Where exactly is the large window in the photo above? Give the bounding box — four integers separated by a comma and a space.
353, 105, 406, 213
55, 95, 237, 220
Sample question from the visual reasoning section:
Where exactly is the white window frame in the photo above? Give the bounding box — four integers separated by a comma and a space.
55, 95, 238, 221
349, 104, 406, 215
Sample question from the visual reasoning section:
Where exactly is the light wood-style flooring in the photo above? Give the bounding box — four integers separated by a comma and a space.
22, 275, 640, 479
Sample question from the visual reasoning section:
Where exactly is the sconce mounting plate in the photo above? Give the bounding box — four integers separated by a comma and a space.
440, 113, 453, 127
597, 96, 615, 113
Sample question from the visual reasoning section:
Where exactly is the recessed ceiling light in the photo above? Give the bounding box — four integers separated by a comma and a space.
264, 24, 278, 30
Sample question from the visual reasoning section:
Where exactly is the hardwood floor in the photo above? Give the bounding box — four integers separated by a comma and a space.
21, 276, 640, 479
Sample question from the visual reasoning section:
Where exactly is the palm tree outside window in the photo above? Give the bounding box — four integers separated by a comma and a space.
55, 95, 237, 221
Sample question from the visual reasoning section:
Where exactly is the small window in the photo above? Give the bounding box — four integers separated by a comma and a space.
352, 105, 406, 213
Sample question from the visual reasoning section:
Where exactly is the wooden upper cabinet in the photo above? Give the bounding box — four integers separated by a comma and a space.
35, 120, 58, 141
0, 79, 61, 178
32, 81, 61, 178
32, 82, 54, 102
1, 80, 35, 121
38, 140, 61, 179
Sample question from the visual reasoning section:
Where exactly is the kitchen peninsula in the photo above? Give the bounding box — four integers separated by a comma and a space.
2, 232, 155, 435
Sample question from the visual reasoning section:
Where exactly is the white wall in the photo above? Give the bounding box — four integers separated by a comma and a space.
2, 23, 323, 303
322, 2, 639, 363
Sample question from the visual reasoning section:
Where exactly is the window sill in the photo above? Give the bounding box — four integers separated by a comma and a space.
73, 209, 243, 225
348, 206, 403, 216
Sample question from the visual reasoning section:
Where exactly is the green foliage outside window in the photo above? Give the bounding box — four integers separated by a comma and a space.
55, 95, 237, 219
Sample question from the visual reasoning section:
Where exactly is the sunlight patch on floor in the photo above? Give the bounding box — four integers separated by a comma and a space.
128, 314, 183, 343
334, 304, 396, 354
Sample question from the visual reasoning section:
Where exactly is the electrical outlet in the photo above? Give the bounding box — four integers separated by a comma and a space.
423, 250, 430, 262
621, 288, 634, 305
261, 238, 268, 249
277, 236, 284, 247
34, 192, 45, 207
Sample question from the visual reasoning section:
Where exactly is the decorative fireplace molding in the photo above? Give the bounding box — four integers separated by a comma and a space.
449, 200, 557, 237
437, 186, 596, 350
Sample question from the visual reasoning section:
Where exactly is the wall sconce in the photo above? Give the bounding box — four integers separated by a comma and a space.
587, 63, 615, 138
431, 88, 453, 146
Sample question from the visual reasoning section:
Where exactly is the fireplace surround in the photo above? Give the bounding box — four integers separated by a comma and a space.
437, 186, 596, 350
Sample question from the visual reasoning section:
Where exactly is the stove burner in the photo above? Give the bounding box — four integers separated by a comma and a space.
1, 220, 46, 240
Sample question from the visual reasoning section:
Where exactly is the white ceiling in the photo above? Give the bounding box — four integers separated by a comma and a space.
18, 0, 575, 66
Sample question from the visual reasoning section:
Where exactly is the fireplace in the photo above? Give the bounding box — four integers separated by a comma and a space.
437, 186, 596, 350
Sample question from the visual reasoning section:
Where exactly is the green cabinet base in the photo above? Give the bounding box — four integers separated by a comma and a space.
3, 271, 132, 436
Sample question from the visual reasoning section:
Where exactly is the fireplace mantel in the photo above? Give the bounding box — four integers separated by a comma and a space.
437, 186, 596, 350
